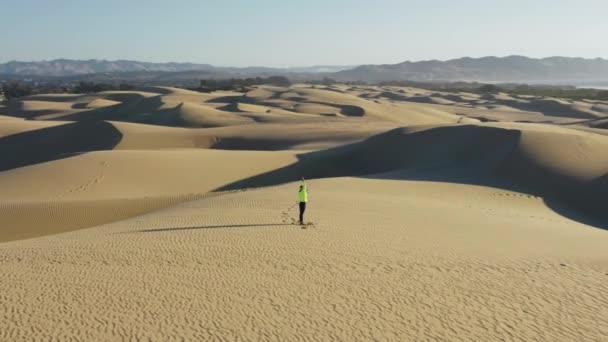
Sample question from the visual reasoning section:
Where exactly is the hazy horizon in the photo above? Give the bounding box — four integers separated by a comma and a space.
4, 0, 608, 67
3, 55, 608, 69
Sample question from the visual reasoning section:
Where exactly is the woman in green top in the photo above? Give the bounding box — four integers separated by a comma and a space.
298, 177, 308, 225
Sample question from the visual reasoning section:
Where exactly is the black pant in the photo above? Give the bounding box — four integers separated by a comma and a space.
299, 202, 306, 223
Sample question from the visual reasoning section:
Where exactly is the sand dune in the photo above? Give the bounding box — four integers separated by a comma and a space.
1, 85, 607, 341
211, 123, 608, 223
0, 149, 297, 242
574, 117, 608, 130
0, 119, 66, 138
1, 179, 606, 340
365, 88, 608, 123
29, 84, 608, 129
2, 85, 475, 127
0, 114, 18, 119
591, 118, 608, 128
0, 121, 123, 172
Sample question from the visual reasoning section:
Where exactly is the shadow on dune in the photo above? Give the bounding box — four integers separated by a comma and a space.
9, 93, 162, 121
543, 198, 608, 230
215, 125, 608, 230
206, 95, 245, 104
336, 104, 365, 117
71, 102, 90, 109
493, 98, 599, 119
0, 121, 122, 171
211, 137, 302, 150
543, 172, 608, 229
215, 102, 255, 113
375, 91, 600, 119
24, 94, 84, 102
54, 96, 201, 128
215, 125, 523, 189
55, 94, 160, 122
137, 223, 287, 233
588, 118, 608, 129
3, 100, 65, 118
136, 86, 174, 95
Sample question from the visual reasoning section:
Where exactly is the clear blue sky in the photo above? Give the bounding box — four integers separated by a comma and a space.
3, 0, 607, 67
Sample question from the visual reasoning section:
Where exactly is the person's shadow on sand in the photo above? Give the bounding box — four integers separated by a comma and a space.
136, 223, 289, 233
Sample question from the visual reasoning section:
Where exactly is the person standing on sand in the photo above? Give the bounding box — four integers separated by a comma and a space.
298, 177, 308, 225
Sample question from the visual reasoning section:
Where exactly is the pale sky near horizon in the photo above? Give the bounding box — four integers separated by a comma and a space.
2, 0, 607, 67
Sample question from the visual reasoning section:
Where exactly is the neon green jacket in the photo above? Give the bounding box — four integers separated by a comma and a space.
298, 182, 308, 202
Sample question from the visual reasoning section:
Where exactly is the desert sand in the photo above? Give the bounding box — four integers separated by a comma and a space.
0, 85, 607, 341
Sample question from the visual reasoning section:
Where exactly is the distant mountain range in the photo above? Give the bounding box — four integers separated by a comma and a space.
0, 59, 352, 77
2, 57, 608, 85
331, 56, 608, 84
0, 59, 214, 76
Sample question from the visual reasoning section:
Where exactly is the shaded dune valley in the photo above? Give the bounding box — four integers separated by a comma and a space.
0, 85, 607, 341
